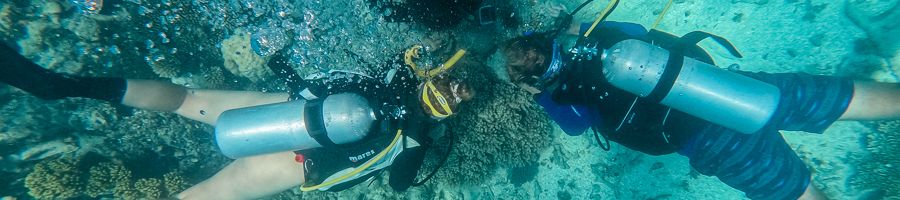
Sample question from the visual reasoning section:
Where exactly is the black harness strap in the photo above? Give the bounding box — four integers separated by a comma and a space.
645, 47, 684, 103
592, 125, 611, 151
305, 99, 337, 147
411, 129, 454, 186
644, 31, 743, 103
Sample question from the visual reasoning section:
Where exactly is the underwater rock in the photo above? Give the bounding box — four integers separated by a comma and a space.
221, 31, 273, 82
62, 16, 101, 42
508, 164, 540, 186
844, 0, 900, 81
0, 3, 13, 33
40, 1, 63, 25
845, 120, 900, 198
17, 140, 78, 161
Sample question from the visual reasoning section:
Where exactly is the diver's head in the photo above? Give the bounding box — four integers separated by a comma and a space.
418, 74, 474, 120
501, 34, 555, 94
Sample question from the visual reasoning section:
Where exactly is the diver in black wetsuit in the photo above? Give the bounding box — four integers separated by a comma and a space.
0, 41, 473, 198
499, 9, 900, 200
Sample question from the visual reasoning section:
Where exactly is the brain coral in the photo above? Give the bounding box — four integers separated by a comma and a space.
434, 58, 554, 185
221, 31, 273, 82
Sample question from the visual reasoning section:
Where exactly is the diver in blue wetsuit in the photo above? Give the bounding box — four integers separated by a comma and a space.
500, 12, 900, 200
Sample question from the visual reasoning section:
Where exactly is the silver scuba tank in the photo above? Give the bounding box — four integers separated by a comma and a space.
215, 93, 378, 159
600, 39, 780, 134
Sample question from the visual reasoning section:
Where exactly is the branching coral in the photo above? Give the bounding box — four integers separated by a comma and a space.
200, 66, 229, 88
149, 56, 185, 79
163, 171, 189, 195
134, 178, 164, 198
24, 158, 84, 200
86, 162, 133, 198
86, 162, 190, 199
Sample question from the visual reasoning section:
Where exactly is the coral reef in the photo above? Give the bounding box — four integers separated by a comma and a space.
24, 158, 83, 200
148, 55, 185, 79
27, 159, 190, 200
199, 66, 229, 88
221, 31, 273, 82
99, 110, 228, 177
437, 58, 554, 185
133, 178, 164, 198
86, 162, 134, 198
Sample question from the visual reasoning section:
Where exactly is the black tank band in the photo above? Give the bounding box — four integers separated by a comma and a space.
645, 50, 684, 103
305, 99, 337, 147
645, 31, 742, 103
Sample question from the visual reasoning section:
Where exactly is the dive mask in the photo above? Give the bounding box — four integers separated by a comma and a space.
405, 45, 467, 119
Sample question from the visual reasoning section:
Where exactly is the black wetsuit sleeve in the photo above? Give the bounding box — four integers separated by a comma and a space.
388, 94, 439, 190
1, 43, 126, 102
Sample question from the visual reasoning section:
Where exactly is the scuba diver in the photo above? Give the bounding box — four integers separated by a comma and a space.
0, 39, 473, 199
500, 1, 900, 200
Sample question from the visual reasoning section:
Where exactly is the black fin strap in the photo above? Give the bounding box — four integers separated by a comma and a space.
305, 99, 337, 147
412, 128, 454, 186
592, 126, 611, 151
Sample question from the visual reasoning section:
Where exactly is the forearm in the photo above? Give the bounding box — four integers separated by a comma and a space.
839, 81, 900, 120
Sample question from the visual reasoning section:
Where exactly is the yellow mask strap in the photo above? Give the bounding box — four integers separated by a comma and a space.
421, 49, 466, 78
422, 81, 453, 118
404, 45, 424, 73
404, 45, 467, 78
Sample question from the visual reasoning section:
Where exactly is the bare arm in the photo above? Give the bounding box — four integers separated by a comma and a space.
839, 81, 900, 120
176, 151, 305, 200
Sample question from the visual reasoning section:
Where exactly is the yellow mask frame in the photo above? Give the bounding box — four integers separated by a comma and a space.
404, 45, 467, 119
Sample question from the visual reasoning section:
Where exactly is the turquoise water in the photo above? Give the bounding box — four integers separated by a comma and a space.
0, 0, 898, 199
